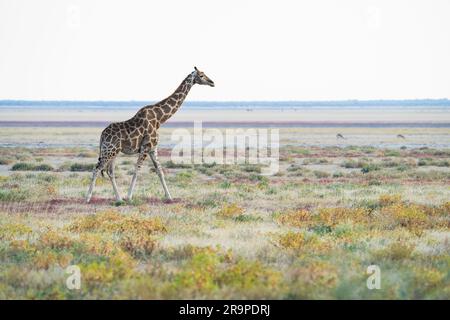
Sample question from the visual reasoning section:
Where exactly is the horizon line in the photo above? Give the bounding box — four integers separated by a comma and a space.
1, 98, 450, 104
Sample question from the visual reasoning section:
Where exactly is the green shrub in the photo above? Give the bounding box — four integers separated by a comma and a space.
197, 192, 224, 208
418, 159, 427, 166
69, 163, 95, 172
368, 179, 382, 186
242, 164, 262, 173
11, 162, 53, 171
310, 224, 333, 235
342, 160, 366, 169
249, 174, 269, 183
219, 180, 231, 189
437, 160, 450, 167
384, 150, 401, 157
417, 159, 450, 167
291, 147, 310, 155
36, 173, 57, 183
202, 162, 217, 168
234, 214, 262, 222
34, 164, 54, 171
165, 160, 192, 169
333, 172, 344, 178
174, 171, 194, 183
11, 163, 35, 171
313, 170, 330, 178
196, 166, 215, 176
396, 164, 409, 172
0, 189, 28, 201
303, 158, 329, 165
287, 164, 302, 172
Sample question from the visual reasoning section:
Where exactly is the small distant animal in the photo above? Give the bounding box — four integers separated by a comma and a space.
336, 133, 346, 140
397, 134, 406, 139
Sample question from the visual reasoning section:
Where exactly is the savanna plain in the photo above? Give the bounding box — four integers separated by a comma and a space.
0, 126, 449, 299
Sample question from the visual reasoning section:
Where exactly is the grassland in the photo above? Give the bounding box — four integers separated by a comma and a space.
0, 127, 449, 299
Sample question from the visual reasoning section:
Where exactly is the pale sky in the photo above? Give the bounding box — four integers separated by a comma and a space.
0, 0, 449, 101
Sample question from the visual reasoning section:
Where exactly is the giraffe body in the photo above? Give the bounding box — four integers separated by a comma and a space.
86, 68, 214, 203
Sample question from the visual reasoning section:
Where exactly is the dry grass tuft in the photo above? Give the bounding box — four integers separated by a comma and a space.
316, 207, 369, 227
0, 223, 32, 240
216, 204, 245, 219
378, 194, 403, 207
67, 210, 166, 235
278, 231, 308, 250
119, 233, 157, 257
38, 230, 75, 250
372, 242, 415, 261
277, 209, 311, 228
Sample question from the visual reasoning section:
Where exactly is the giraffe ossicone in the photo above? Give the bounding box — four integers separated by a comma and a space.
86, 67, 215, 203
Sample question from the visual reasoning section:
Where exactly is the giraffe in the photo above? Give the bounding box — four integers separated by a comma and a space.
86, 67, 215, 203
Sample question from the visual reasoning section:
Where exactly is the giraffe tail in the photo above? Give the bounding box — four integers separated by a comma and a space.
98, 135, 105, 178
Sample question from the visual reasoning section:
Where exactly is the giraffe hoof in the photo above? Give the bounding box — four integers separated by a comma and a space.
164, 197, 174, 203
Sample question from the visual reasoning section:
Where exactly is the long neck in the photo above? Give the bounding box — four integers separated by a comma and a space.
154, 73, 195, 124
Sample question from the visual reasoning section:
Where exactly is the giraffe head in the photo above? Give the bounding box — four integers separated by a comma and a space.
193, 67, 215, 87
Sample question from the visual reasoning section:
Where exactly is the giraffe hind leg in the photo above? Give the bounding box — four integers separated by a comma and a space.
86, 146, 120, 203
86, 170, 97, 203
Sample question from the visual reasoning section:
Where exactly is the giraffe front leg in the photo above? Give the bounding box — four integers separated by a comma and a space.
127, 152, 147, 201
149, 149, 172, 201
